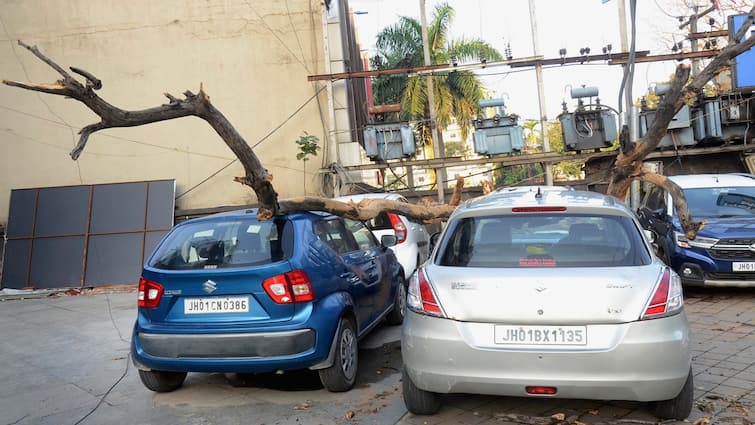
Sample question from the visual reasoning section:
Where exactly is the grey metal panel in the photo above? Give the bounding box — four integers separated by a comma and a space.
144, 231, 169, 263
29, 237, 84, 288
146, 180, 175, 230
6, 189, 36, 238
85, 234, 143, 286
34, 186, 90, 236
90, 183, 148, 234
1, 239, 32, 289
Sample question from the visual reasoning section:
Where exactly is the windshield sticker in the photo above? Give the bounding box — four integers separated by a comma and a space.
519, 258, 557, 267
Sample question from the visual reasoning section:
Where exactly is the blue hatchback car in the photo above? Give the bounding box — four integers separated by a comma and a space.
638, 173, 755, 288
131, 209, 406, 392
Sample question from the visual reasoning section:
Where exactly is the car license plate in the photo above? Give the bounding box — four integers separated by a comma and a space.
184, 297, 249, 314
732, 262, 755, 272
494, 325, 587, 345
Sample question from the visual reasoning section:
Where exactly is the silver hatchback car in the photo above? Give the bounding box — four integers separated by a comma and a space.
402, 187, 692, 420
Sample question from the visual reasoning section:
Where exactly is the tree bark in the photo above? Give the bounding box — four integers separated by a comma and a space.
3, 41, 463, 223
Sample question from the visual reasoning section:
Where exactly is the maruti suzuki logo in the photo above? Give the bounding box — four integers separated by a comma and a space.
203, 280, 217, 294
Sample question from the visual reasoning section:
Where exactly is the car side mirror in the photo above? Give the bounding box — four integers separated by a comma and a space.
381, 235, 397, 248
429, 232, 441, 250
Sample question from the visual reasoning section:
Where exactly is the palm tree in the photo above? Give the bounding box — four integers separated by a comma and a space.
374, 3, 502, 147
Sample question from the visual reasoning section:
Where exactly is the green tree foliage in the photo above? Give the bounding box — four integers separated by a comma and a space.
373, 3, 502, 144
295, 132, 320, 162
444, 141, 470, 158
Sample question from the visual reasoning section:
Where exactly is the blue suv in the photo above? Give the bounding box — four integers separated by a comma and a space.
131, 209, 405, 392
638, 173, 755, 288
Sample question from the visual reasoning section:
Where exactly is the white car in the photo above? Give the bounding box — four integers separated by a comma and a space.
335, 193, 430, 279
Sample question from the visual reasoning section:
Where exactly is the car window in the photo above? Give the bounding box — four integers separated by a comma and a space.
682, 186, 755, 218
642, 185, 667, 213
150, 218, 293, 270
365, 212, 392, 231
438, 214, 651, 268
314, 219, 359, 254
345, 219, 379, 250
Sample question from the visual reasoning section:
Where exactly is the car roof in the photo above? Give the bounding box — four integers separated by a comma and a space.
668, 173, 755, 189
456, 186, 630, 216
334, 192, 406, 202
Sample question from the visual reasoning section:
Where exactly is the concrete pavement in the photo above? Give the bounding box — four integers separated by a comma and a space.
0, 287, 751, 425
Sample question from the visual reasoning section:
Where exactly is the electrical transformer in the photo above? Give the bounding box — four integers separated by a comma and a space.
638, 84, 695, 148
472, 98, 524, 155
558, 86, 618, 152
363, 123, 416, 160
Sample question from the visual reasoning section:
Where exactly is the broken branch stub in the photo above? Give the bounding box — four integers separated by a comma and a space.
3, 41, 464, 224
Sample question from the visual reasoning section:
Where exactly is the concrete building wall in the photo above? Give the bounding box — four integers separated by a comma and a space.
0, 0, 330, 224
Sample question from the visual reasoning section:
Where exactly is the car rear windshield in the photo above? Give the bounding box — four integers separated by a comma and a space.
438, 214, 651, 268
683, 186, 755, 218
150, 217, 293, 270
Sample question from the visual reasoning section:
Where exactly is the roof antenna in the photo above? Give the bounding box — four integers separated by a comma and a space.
535, 187, 543, 199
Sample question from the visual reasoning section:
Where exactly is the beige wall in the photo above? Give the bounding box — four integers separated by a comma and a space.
0, 0, 329, 225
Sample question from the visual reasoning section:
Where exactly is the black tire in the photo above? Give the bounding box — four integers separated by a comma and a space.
653, 368, 693, 420
319, 318, 358, 392
402, 367, 441, 415
385, 274, 407, 326
138, 369, 187, 393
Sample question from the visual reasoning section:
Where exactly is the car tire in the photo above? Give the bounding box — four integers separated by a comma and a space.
385, 274, 407, 326
319, 318, 358, 392
402, 367, 441, 415
653, 368, 693, 420
138, 369, 187, 393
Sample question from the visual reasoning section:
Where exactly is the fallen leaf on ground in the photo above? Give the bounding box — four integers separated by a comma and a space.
588, 410, 599, 415
344, 410, 355, 420
693, 416, 710, 425
551, 413, 566, 421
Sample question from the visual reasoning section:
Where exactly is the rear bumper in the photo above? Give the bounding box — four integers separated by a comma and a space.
402, 311, 690, 402
138, 329, 315, 358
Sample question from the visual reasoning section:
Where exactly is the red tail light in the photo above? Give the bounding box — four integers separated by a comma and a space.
138, 277, 163, 308
407, 267, 444, 316
526, 386, 557, 395
263, 270, 315, 304
387, 213, 407, 244
642, 267, 684, 319
512, 206, 567, 213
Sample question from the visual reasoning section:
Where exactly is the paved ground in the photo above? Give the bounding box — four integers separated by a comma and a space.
0, 287, 751, 425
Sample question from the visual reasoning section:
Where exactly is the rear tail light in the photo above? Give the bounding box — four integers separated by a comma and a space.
641, 267, 684, 320
263, 270, 315, 304
387, 213, 407, 244
512, 206, 567, 213
138, 277, 164, 308
407, 267, 445, 317
526, 386, 557, 395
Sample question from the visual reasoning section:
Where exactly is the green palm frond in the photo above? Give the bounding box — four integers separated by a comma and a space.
402, 76, 427, 119
447, 38, 503, 63
429, 2, 454, 60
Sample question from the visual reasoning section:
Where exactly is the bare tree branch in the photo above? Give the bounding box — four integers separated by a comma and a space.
2, 41, 465, 224
634, 171, 704, 239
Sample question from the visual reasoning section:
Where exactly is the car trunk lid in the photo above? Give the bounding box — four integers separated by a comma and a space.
426, 264, 662, 324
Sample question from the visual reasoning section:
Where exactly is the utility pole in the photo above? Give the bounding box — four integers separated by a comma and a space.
528, 0, 553, 186
420, 0, 446, 203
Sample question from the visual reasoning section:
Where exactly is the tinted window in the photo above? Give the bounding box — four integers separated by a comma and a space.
439, 214, 650, 268
150, 218, 293, 270
314, 219, 358, 254
683, 186, 755, 218
643, 186, 667, 213
345, 219, 378, 250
